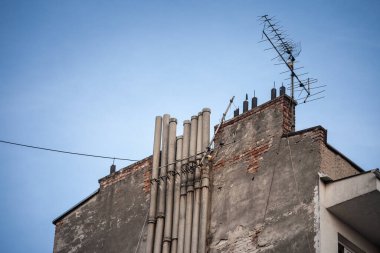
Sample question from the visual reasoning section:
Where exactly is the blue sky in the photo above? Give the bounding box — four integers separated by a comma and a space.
0, 1, 379, 252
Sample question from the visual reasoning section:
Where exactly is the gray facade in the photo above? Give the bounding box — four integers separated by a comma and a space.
53, 94, 378, 253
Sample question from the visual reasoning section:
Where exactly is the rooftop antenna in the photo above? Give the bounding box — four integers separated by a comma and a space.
258, 15, 325, 104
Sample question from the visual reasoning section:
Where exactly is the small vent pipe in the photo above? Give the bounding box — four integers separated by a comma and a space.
234, 108, 239, 117
243, 94, 249, 113
252, 91, 258, 109
109, 164, 116, 174
271, 86, 277, 100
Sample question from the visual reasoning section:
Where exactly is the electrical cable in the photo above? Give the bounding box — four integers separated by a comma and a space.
134, 210, 149, 253
286, 136, 313, 253
0, 139, 139, 162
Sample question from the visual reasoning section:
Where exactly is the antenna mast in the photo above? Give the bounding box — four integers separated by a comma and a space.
259, 15, 325, 104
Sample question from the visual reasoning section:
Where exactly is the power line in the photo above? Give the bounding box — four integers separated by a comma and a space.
0, 139, 140, 162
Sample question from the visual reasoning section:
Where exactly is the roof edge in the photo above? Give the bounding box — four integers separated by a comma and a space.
282, 125, 364, 173
322, 169, 378, 185
98, 155, 152, 183
52, 189, 99, 225
325, 143, 365, 173
215, 94, 295, 130
282, 125, 327, 139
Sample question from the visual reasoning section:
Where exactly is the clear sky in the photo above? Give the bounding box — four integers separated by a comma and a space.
0, 0, 379, 252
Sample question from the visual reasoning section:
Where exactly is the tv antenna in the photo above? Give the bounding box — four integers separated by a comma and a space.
258, 15, 325, 104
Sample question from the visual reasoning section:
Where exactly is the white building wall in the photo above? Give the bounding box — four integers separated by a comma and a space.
319, 180, 379, 253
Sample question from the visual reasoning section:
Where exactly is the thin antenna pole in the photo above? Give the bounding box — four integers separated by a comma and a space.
290, 58, 294, 99
199, 96, 235, 166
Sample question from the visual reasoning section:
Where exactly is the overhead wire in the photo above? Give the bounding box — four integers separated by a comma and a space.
0, 139, 140, 162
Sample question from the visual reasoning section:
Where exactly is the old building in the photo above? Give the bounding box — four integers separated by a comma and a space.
52, 92, 380, 253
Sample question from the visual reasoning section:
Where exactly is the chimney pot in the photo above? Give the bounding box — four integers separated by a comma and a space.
271, 87, 277, 100
243, 98, 249, 113
110, 164, 116, 174
252, 96, 258, 109
234, 108, 240, 117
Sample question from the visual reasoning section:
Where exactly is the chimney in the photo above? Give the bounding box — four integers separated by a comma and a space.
243, 94, 249, 113
280, 84, 286, 96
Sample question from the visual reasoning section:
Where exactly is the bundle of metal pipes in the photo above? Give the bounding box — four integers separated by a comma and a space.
146, 108, 211, 253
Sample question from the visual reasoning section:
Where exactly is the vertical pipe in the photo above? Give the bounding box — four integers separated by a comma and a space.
177, 121, 191, 253
198, 108, 211, 253
162, 118, 177, 253
191, 113, 203, 253
171, 136, 183, 253
153, 114, 170, 253
146, 116, 163, 253
184, 115, 198, 253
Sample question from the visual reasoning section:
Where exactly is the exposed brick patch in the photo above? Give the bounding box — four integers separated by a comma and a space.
282, 98, 296, 134
282, 126, 362, 180
310, 129, 326, 143
283, 125, 327, 142
216, 95, 296, 135
213, 138, 273, 173
99, 156, 152, 189
320, 143, 360, 180
247, 139, 273, 173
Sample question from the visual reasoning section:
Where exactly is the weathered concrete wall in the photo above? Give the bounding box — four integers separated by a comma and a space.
320, 144, 360, 180
209, 96, 320, 253
53, 157, 152, 253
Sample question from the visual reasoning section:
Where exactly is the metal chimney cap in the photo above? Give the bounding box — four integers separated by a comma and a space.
191, 115, 198, 120
169, 118, 177, 123
198, 112, 202, 116
183, 120, 191, 125
177, 135, 184, 139
202, 108, 211, 113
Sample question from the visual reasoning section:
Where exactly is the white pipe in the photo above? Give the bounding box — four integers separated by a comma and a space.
184, 116, 198, 253
146, 116, 163, 253
198, 108, 211, 253
162, 118, 177, 253
191, 112, 203, 253
153, 114, 170, 253
171, 136, 183, 253
177, 120, 191, 253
